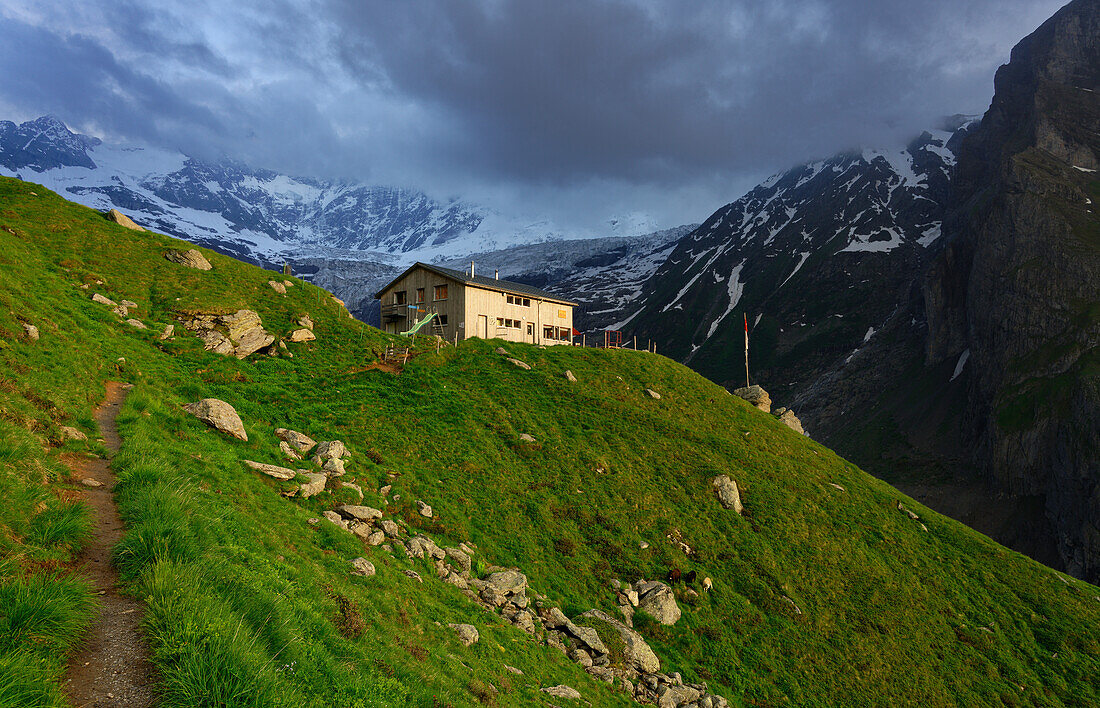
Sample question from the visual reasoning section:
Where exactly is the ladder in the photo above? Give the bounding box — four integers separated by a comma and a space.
430, 309, 446, 338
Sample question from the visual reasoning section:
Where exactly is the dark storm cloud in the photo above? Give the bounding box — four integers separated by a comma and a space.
0, 0, 1070, 228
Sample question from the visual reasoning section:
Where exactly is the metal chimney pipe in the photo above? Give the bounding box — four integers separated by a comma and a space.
470, 261, 475, 278
495, 269, 499, 280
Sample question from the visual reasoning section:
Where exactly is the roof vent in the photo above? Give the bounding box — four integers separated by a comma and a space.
495, 269, 499, 280
470, 261, 475, 278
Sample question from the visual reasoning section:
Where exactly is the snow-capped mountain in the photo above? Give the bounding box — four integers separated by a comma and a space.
624, 120, 977, 400
0, 116, 610, 268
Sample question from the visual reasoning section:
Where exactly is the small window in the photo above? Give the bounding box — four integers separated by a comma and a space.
543, 326, 554, 339
434, 284, 448, 301
523, 298, 531, 307
438, 314, 448, 326
395, 291, 406, 305
527, 323, 533, 335
415, 288, 425, 303
559, 328, 570, 341
497, 317, 505, 326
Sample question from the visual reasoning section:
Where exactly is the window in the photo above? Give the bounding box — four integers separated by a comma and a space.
395, 290, 406, 305
415, 288, 425, 303
434, 284, 448, 300
559, 327, 571, 341
527, 323, 533, 336
506, 295, 531, 307
544, 326, 554, 339
500, 318, 521, 329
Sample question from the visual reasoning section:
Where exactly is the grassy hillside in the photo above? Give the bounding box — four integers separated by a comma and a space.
1, 175, 1099, 707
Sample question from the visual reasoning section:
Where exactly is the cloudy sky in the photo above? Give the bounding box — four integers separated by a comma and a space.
0, 0, 1068, 234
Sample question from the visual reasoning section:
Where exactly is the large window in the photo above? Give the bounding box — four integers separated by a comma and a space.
434, 284, 448, 301
394, 290, 406, 305
415, 288, 425, 303
506, 294, 531, 307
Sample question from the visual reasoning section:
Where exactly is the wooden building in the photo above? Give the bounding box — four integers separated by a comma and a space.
374, 262, 577, 345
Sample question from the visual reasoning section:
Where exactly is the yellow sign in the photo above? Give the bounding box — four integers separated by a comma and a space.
558, 309, 567, 319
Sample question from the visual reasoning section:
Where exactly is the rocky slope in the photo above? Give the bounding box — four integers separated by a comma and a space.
796, 0, 1100, 582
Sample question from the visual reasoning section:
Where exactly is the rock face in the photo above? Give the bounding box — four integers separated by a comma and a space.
634, 580, 681, 625
184, 399, 247, 441
164, 249, 212, 270
712, 475, 743, 514
106, 208, 144, 231
733, 385, 771, 413
181, 309, 273, 359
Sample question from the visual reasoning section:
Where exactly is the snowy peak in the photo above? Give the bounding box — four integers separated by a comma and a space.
0, 115, 101, 171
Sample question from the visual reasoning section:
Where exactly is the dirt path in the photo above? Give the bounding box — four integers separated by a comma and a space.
64, 381, 157, 707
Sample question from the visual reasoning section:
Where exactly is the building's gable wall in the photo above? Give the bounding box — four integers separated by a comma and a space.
377, 268, 465, 340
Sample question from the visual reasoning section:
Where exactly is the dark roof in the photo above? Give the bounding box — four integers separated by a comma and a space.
374, 262, 578, 306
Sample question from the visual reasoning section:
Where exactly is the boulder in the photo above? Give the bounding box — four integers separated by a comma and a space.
125, 318, 147, 329
21, 323, 39, 341
322, 457, 346, 476
113, 305, 129, 317
120, 300, 138, 309
505, 358, 531, 370
408, 535, 445, 560
164, 248, 212, 270
279, 440, 303, 460
416, 500, 433, 518
275, 428, 317, 454
570, 648, 593, 667
495, 347, 511, 356
158, 324, 175, 341
519, 433, 536, 443
659, 686, 702, 707
449, 623, 479, 647
322, 510, 348, 530
775, 408, 805, 435
197, 329, 235, 356
712, 475, 743, 514
91, 293, 116, 306
541, 685, 581, 700
645, 389, 661, 400
185, 399, 247, 441
379, 519, 401, 537
222, 309, 274, 358
289, 328, 315, 343
299, 473, 326, 498
486, 569, 528, 595
566, 622, 608, 656
732, 385, 771, 413
314, 440, 348, 460
59, 426, 87, 441
268, 280, 287, 295
635, 580, 681, 625
298, 315, 314, 330
564, 370, 577, 382
337, 505, 382, 521
579, 609, 660, 674
366, 530, 385, 545
340, 481, 364, 499
445, 547, 472, 573
106, 208, 144, 231
242, 459, 297, 480
350, 557, 375, 577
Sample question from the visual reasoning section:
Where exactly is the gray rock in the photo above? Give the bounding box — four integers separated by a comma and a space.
495, 347, 511, 356
579, 609, 660, 674
125, 318, 147, 329
449, 623, 479, 646
242, 459, 298, 480
350, 557, 375, 577
275, 428, 317, 454
519, 433, 536, 443
81, 478, 103, 488
158, 324, 175, 341
289, 328, 315, 343
445, 573, 469, 590
185, 399, 247, 441
506, 357, 531, 370
416, 500, 433, 518
504, 665, 524, 675
164, 248, 212, 270
379, 519, 401, 537
299, 473, 326, 498
340, 481, 364, 499
366, 530, 385, 546
776, 408, 805, 435
315, 440, 348, 460
645, 388, 662, 400
268, 280, 287, 295
544, 606, 569, 628
59, 426, 87, 441
337, 505, 383, 521
106, 208, 144, 231
570, 648, 593, 667
635, 580, 681, 625
712, 475, 743, 514
91, 293, 116, 306
564, 370, 577, 382
379, 484, 392, 498
21, 323, 39, 341
221, 309, 274, 359
322, 510, 348, 530
297, 315, 313, 330
280, 440, 303, 460
541, 685, 581, 700
119, 300, 138, 309
486, 569, 528, 595
732, 385, 771, 413
566, 622, 608, 656
585, 666, 615, 683
322, 457, 346, 476
445, 547, 472, 573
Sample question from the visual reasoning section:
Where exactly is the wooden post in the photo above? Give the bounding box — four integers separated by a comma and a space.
633, 336, 637, 350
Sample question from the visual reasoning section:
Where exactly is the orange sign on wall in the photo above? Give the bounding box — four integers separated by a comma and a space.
558, 309, 567, 319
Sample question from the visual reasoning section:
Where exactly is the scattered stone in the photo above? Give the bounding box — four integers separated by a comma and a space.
775, 408, 805, 435
828, 483, 846, 492
81, 478, 103, 488
445, 547, 472, 573
125, 318, 147, 329
732, 385, 771, 413
283, 280, 294, 288
566, 623, 608, 656
268, 280, 287, 295
222, 309, 275, 358
417, 500, 433, 518
635, 580, 681, 625
379, 519, 401, 537
184, 399, 247, 441
506, 358, 531, 370
403, 569, 423, 583
242, 460, 298, 481
164, 248, 212, 270
60, 426, 87, 441
495, 347, 511, 356
564, 370, 577, 382
276, 428, 317, 454
897, 501, 921, 521
280, 440, 303, 460
448, 623, 480, 647
541, 685, 581, 700
322, 457, 346, 476
119, 300, 137, 309
350, 557, 375, 577
645, 389, 661, 400
113, 305, 129, 317
639, 541, 649, 550
340, 481, 364, 499
570, 648, 593, 667
322, 510, 349, 530
299, 473, 327, 498
519, 433, 536, 443
21, 323, 39, 341
158, 324, 175, 341
297, 315, 314, 330
486, 569, 528, 595
366, 530, 385, 546
712, 475, 744, 514
336, 505, 383, 521
106, 208, 144, 231
92, 293, 116, 307
315, 440, 349, 460
380, 484, 392, 498
580, 609, 660, 674
504, 665, 523, 675
289, 328, 316, 343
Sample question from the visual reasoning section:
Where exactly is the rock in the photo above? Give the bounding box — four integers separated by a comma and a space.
59, 426, 87, 441
322, 510, 348, 530
158, 324, 175, 340
776, 408, 805, 435
408, 535, 445, 560
380, 484, 392, 498
379, 519, 401, 537
712, 475, 743, 514
416, 500, 433, 518
541, 685, 581, 700
222, 310, 275, 358
366, 530, 385, 546
21, 323, 39, 341
92, 293, 116, 307
449, 623, 479, 647
322, 458, 346, 476
519, 433, 536, 443
242, 459, 298, 481
640, 541, 649, 550
289, 328, 315, 343
579, 609, 660, 674
125, 318, 147, 329
112, 305, 129, 318
106, 208, 144, 231
315, 440, 348, 460
570, 648, 593, 667
275, 428, 317, 454
197, 329, 235, 356
486, 569, 528, 595
625, 589, 639, 607
585, 666, 615, 683
164, 248, 212, 270
445, 547, 472, 573
495, 347, 511, 356
445, 573, 469, 590
119, 300, 138, 309
403, 569, 423, 583
645, 388, 661, 399
350, 557, 375, 577
268, 280, 287, 295
299, 473, 327, 498
732, 385, 771, 413
184, 399, 247, 441
337, 505, 383, 521
298, 315, 314, 330
280, 441, 303, 460
659, 686, 702, 707
505, 358, 531, 370
81, 478, 103, 488
543, 607, 569, 628
564, 370, 577, 382
565, 622, 608, 656
340, 481, 364, 499
635, 580, 681, 625
504, 665, 524, 675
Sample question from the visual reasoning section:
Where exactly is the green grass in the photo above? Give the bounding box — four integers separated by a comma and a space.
1, 176, 1100, 706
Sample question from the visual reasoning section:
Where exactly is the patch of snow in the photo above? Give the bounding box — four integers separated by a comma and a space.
951, 349, 970, 381
706, 262, 745, 338
863, 326, 876, 343
1074, 166, 1097, 173
780, 251, 811, 288
917, 224, 942, 247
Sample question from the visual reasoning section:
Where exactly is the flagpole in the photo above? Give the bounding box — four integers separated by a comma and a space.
744, 312, 750, 388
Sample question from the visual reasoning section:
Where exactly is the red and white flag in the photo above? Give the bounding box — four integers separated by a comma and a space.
744, 313, 749, 352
